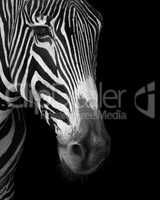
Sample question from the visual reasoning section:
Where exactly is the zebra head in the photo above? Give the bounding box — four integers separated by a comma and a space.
11, 0, 111, 175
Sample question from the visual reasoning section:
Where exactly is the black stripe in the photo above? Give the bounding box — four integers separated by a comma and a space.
36, 81, 71, 112
33, 45, 58, 77
41, 98, 70, 125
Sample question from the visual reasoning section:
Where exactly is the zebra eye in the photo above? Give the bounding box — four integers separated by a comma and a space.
34, 26, 52, 38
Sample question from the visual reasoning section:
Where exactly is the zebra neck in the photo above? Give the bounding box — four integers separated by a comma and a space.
0, 0, 26, 91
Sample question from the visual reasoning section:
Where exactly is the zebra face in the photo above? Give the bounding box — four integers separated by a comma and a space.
16, 0, 111, 175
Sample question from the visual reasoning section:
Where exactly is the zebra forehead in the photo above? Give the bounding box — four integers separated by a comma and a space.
24, 0, 102, 27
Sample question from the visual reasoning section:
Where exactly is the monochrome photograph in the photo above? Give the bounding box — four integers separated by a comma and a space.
0, 0, 156, 199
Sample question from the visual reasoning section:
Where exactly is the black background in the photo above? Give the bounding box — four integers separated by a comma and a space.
15, 0, 157, 199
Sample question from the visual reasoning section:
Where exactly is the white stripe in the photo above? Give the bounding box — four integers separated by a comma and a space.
0, 92, 19, 102
41, 93, 69, 117
0, 17, 9, 67
20, 55, 32, 100
1, 0, 7, 20
61, 8, 81, 83
31, 50, 62, 84
10, 19, 25, 66
13, 32, 32, 85
0, 61, 16, 92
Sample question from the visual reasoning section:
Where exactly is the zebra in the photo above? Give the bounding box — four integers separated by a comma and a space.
0, 0, 111, 199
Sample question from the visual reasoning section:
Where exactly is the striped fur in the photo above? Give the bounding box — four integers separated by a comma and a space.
1, 0, 110, 199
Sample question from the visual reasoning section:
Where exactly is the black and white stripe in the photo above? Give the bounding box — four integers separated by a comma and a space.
1, 0, 26, 199
1, 0, 105, 198
0, 108, 26, 200
10, 0, 102, 141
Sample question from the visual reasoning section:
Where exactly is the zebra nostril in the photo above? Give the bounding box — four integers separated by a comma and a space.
70, 144, 83, 157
